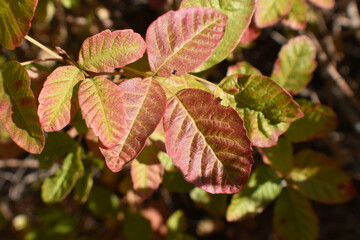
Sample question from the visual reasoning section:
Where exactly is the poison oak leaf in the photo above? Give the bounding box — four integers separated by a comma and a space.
0, 61, 44, 154
78, 76, 127, 149
146, 7, 228, 77
38, 66, 84, 132
163, 88, 253, 194
100, 78, 166, 172
78, 29, 147, 72
255, 0, 293, 28
308, 0, 335, 9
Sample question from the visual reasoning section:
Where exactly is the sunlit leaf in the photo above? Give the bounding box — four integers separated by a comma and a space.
308, 0, 334, 9
158, 151, 177, 172
0, 61, 44, 154
38, 66, 84, 132
271, 35, 317, 93
99, 77, 166, 172
131, 145, 164, 199
274, 188, 318, 240
215, 74, 303, 147
0, 0, 38, 49
41, 146, 84, 203
227, 61, 261, 76
146, 7, 227, 76
74, 166, 93, 203
180, 0, 256, 72
78, 29, 146, 72
163, 88, 253, 194
290, 149, 356, 204
226, 165, 282, 221
282, 0, 308, 30
285, 99, 337, 142
78, 76, 126, 148
261, 137, 293, 176
36, 132, 76, 169
255, 0, 293, 28
190, 187, 227, 216
156, 75, 210, 98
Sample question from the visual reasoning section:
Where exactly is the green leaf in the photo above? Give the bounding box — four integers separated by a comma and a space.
190, 187, 227, 216
274, 188, 318, 240
163, 170, 195, 193
282, 0, 308, 30
308, 0, 334, 9
124, 211, 152, 240
74, 166, 93, 203
215, 74, 303, 147
38, 66, 84, 132
227, 61, 261, 76
158, 151, 177, 172
261, 137, 293, 176
163, 88, 253, 194
0, 0, 38, 49
290, 149, 356, 204
78, 29, 146, 72
156, 75, 211, 98
130, 145, 164, 199
271, 35, 317, 93
0, 61, 44, 154
255, 0, 293, 28
180, 0, 256, 72
146, 7, 227, 76
78, 77, 127, 148
41, 146, 84, 203
86, 185, 119, 218
226, 165, 282, 221
36, 132, 76, 169
167, 210, 186, 232
285, 99, 337, 142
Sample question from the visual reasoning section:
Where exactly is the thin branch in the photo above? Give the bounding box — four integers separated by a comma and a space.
189, 74, 218, 89
87, 70, 139, 78
20, 58, 65, 66
24, 35, 62, 59
122, 66, 150, 77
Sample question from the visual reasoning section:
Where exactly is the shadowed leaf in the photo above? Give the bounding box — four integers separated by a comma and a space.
78, 29, 146, 72
74, 166, 93, 203
146, 7, 227, 76
285, 99, 337, 142
38, 66, 84, 132
261, 137, 293, 176
0, 0, 38, 49
290, 149, 356, 204
190, 187, 227, 216
308, 0, 334, 9
163, 88, 253, 194
180, 0, 256, 72
0, 61, 44, 154
255, 0, 293, 28
274, 188, 318, 240
78, 77, 126, 149
282, 0, 308, 30
215, 74, 303, 147
41, 146, 84, 203
227, 61, 261, 76
99, 78, 166, 172
226, 165, 282, 221
271, 35, 317, 94
131, 145, 164, 199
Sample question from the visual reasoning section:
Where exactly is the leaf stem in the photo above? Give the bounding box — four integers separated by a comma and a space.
122, 66, 150, 77
189, 74, 218, 89
20, 58, 65, 66
24, 35, 62, 59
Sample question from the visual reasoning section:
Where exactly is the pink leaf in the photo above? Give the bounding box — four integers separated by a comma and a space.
239, 20, 261, 45
146, 7, 227, 77
78, 29, 147, 72
163, 88, 253, 194
131, 145, 164, 199
38, 66, 84, 132
100, 77, 167, 172
78, 77, 126, 148
0, 61, 44, 154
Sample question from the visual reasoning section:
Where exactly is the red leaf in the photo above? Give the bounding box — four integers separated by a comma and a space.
100, 78, 167, 172
163, 88, 253, 194
146, 7, 227, 77
38, 66, 84, 132
78, 29, 146, 72
78, 77, 126, 148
